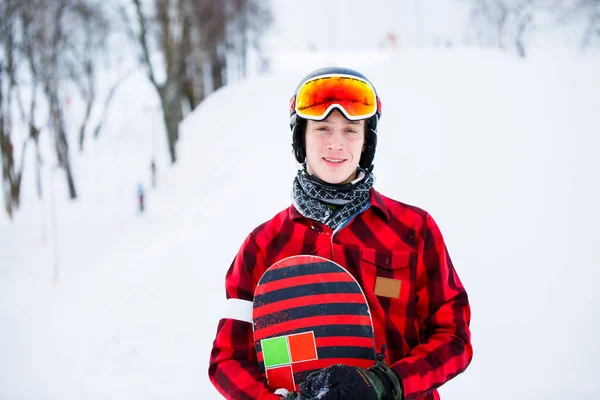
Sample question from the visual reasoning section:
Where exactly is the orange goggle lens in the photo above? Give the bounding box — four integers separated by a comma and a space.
295, 75, 378, 121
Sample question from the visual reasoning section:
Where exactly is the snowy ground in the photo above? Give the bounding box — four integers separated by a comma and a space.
1, 49, 600, 399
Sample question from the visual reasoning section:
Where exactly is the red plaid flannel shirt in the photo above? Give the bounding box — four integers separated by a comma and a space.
209, 189, 472, 400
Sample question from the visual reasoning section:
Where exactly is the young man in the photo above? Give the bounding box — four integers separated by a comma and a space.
209, 67, 472, 400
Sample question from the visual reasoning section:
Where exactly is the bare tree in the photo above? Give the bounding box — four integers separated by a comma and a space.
468, 0, 600, 55
580, 0, 600, 48
468, 0, 504, 48
0, 0, 29, 218
121, 0, 190, 163
36, 0, 78, 199
554, 0, 600, 49
179, 0, 206, 111
226, 0, 273, 80
120, 0, 272, 164
18, 0, 44, 200
195, 0, 272, 88
468, 0, 535, 57
0, 0, 115, 218
63, 2, 111, 152
0, 58, 19, 218
90, 66, 136, 140
28, 0, 111, 198
193, 0, 227, 93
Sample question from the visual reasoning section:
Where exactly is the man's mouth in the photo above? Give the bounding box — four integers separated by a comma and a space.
323, 157, 345, 164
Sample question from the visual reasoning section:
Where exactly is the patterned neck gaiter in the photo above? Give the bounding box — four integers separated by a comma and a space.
291, 168, 375, 230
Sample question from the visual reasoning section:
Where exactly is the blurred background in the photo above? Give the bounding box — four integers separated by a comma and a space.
1, 0, 599, 399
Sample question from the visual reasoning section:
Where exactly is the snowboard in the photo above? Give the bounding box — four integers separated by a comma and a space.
252, 255, 376, 392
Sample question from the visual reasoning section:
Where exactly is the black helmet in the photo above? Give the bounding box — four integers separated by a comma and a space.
289, 67, 382, 172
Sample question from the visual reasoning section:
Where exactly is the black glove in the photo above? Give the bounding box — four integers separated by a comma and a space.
296, 360, 403, 400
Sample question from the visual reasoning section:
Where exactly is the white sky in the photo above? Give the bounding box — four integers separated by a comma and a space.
265, 0, 470, 51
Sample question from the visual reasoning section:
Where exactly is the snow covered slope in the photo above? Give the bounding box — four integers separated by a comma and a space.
1, 49, 599, 399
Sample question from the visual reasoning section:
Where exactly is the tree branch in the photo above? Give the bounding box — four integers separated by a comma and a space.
131, 0, 160, 91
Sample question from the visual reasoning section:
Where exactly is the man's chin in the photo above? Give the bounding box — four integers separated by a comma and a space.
321, 172, 356, 185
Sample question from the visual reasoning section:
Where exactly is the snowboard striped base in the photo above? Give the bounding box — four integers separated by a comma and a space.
252, 255, 376, 392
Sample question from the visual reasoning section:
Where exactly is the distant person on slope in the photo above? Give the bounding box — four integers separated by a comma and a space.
208, 67, 473, 400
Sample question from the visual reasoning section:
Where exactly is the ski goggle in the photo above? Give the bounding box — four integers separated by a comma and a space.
291, 74, 381, 121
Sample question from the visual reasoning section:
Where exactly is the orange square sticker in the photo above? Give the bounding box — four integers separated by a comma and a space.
288, 331, 317, 363
374, 277, 401, 299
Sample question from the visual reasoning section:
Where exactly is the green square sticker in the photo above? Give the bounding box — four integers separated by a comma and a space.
261, 336, 290, 368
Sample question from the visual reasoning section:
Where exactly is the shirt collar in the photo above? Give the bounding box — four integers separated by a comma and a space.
369, 189, 391, 221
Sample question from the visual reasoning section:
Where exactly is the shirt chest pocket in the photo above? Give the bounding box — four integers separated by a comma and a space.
359, 248, 416, 306
358, 248, 421, 356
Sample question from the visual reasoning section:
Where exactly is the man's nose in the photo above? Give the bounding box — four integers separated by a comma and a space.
326, 131, 344, 150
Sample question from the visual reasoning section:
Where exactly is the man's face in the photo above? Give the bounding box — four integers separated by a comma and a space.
304, 110, 365, 184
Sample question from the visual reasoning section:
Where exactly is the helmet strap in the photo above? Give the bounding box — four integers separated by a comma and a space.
292, 120, 306, 164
